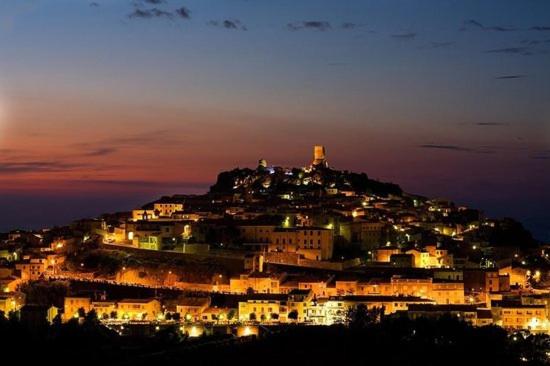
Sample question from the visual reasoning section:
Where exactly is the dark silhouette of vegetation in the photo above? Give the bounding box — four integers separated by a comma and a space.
288, 310, 298, 321
345, 304, 384, 329
0, 311, 549, 366
478, 218, 538, 248
20, 280, 69, 308
209, 165, 402, 198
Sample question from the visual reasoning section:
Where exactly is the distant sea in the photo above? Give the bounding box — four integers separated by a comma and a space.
1, 189, 548, 243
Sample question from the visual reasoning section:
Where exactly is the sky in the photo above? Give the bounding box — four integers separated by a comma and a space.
0, 0, 549, 240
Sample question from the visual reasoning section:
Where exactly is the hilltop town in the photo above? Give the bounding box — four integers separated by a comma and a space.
0, 146, 547, 341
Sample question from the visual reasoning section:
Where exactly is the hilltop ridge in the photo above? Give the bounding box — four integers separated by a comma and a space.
209, 145, 402, 199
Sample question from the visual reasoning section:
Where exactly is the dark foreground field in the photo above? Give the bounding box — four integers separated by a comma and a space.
1, 312, 550, 366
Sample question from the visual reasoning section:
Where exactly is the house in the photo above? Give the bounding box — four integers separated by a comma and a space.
117, 298, 161, 321
176, 297, 211, 322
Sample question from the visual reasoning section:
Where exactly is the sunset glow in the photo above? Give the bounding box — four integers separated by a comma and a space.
0, 0, 548, 240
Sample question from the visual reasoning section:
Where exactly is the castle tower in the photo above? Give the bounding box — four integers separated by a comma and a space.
312, 145, 328, 167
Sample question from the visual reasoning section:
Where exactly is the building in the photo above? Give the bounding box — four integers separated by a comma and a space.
238, 225, 276, 244
464, 269, 510, 295
91, 300, 117, 319
308, 295, 434, 325
16, 258, 48, 281
405, 245, 453, 268
340, 221, 388, 250
117, 298, 161, 321
0, 292, 23, 315
132, 209, 158, 221
406, 304, 484, 325
230, 273, 283, 294
63, 296, 91, 321
153, 200, 184, 217
238, 290, 313, 323
312, 145, 328, 167
492, 300, 548, 331
64, 296, 161, 321
176, 297, 211, 322
390, 254, 415, 268
269, 227, 333, 261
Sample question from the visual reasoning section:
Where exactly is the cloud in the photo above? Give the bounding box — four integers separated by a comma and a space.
495, 75, 527, 80
287, 21, 331, 31
530, 26, 550, 31
462, 20, 550, 33
461, 19, 517, 32
80, 130, 186, 151
462, 19, 484, 29
419, 144, 495, 154
418, 41, 455, 50
128, 8, 173, 19
341, 22, 356, 29
208, 19, 247, 31
0, 161, 87, 174
475, 122, 509, 126
520, 39, 549, 46
485, 47, 532, 55
89, 2, 99, 7
83, 147, 118, 157
495, 75, 526, 80
391, 32, 417, 40
124, 3, 191, 21
175, 6, 191, 19
419, 144, 471, 152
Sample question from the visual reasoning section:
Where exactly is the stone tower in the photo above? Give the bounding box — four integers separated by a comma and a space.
312, 145, 328, 167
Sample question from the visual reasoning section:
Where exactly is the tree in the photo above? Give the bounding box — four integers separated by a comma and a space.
52, 313, 63, 327
288, 310, 298, 321
345, 304, 384, 330
20, 280, 68, 308
227, 309, 236, 321
85, 309, 98, 324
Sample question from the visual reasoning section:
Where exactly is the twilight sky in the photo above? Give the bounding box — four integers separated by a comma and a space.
0, 0, 549, 240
